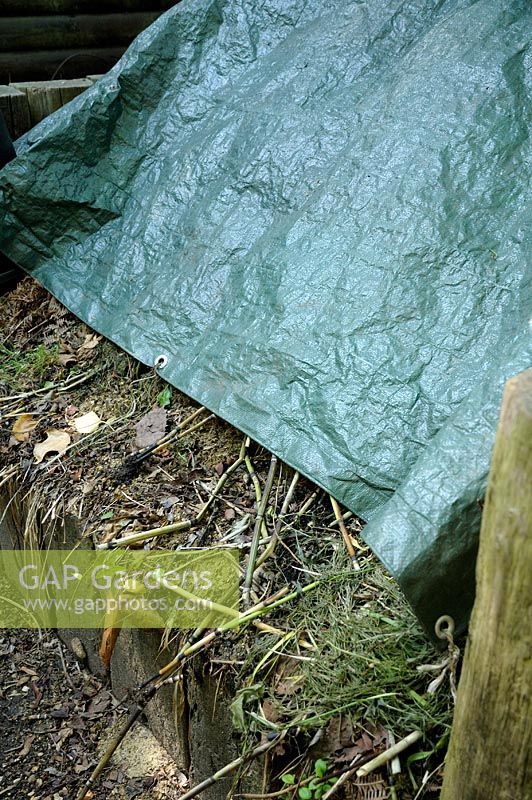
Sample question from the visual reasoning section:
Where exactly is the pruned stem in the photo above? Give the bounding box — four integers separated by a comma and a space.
356, 730, 422, 777
243, 454, 278, 604
196, 436, 247, 523
296, 489, 319, 517
330, 496, 360, 569
96, 518, 196, 550
256, 470, 299, 568
178, 731, 287, 800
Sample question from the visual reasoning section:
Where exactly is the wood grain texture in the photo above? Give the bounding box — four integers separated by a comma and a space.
0, 12, 159, 52
0, 0, 175, 13
441, 369, 532, 800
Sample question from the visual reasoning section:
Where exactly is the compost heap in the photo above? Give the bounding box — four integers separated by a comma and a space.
0, 0, 530, 634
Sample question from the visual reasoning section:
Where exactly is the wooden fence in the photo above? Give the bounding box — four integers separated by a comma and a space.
0, 1, 175, 83
0, 76, 102, 139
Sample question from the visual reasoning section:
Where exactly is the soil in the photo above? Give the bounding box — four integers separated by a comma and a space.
0, 628, 186, 799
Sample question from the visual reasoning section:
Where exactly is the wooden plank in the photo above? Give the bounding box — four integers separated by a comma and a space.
0, 12, 160, 52
86, 74, 105, 84
0, 47, 126, 84
0, 85, 31, 139
0, 1, 175, 14
441, 369, 532, 800
0, 85, 16, 137
11, 79, 92, 125
56, 78, 92, 105
12, 81, 63, 126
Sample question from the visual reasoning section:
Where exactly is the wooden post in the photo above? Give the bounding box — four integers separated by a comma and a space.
0, 84, 31, 139
11, 79, 93, 126
11, 80, 63, 125
440, 369, 532, 800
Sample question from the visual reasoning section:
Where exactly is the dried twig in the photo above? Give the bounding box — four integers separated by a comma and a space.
296, 489, 319, 517
330, 496, 360, 569
178, 731, 287, 800
356, 731, 422, 778
256, 470, 300, 568
95, 518, 197, 550
0, 368, 99, 405
243, 454, 278, 605
196, 437, 247, 523
176, 413, 215, 440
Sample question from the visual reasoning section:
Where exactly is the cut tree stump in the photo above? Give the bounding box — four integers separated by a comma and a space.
440, 369, 532, 800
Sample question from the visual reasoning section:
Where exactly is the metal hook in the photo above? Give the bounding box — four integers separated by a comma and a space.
435, 614, 455, 640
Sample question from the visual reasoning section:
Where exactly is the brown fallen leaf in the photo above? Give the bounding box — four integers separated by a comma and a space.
19, 665, 39, 677
18, 734, 34, 758
33, 429, 71, 463
99, 627, 120, 670
12, 413, 38, 442
86, 690, 112, 717
79, 333, 101, 350
274, 657, 304, 696
31, 681, 43, 708
58, 352, 77, 366
73, 411, 102, 434
134, 407, 167, 449
262, 699, 281, 723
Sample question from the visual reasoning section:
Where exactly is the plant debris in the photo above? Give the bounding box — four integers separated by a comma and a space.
0, 279, 455, 799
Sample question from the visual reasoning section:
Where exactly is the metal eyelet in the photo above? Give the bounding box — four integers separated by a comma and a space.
154, 354, 168, 370
435, 614, 455, 640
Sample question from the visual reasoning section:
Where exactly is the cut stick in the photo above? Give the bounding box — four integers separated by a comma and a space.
356, 731, 422, 777
330, 496, 360, 569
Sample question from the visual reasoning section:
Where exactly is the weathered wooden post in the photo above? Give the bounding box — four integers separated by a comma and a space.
440, 369, 532, 800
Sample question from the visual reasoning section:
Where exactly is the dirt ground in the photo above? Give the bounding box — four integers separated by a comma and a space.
0, 627, 186, 799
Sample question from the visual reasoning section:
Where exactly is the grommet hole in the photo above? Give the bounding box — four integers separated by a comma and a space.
154, 354, 168, 369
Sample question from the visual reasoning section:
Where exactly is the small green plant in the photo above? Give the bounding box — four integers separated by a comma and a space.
157, 385, 172, 408
0, 342, 60, 385
281, 759, 336, 800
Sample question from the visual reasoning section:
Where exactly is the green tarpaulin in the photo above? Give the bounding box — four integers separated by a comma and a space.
1, 0, 530, 635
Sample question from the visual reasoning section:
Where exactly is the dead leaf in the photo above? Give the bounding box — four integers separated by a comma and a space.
58, 352, 77, 366
99, 628, 120, 670
79, 333, 101, 350
12, 414, 38, 442
19, 665, 39, 677
134, 407, 167, 449
31, 681, 43, 708
274, 657, 304, 696
73, 411, 102, 435
33, 429, 71, 463
262, 699, 281, 723
86, 690, 112, 716
18, 734, 34, 758
50, 707, 69, 719
325, 716, 355, 752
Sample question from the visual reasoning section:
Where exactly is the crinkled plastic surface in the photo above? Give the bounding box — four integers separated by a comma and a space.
0, 0, 530, 635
